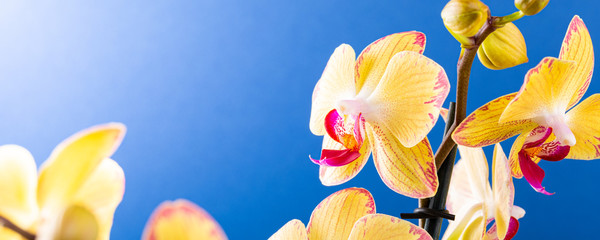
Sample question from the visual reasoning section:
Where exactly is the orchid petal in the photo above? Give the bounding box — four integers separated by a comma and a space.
453, 93, 536, 147
447, 159, 478, 214
492, 144, 514, 240
269, 219, 308, 240
73, 159, 125, 240
348, 214, 432, 240
442, 203, 484, 240
37, 123, 126, 211
365, 51, 449, 147
458, 146, 492, 202
319, 135, 371, 186
460, 214, 486, 240
366, 122, 438, 198
504, 217, 520, 240
141, 199, 227, 240
310, 149, 361, 167
0, 145, 38, 230
565, 94, 600, 159
310, 44, 357, 135
536, 141, 570, 161
307, 188, 375, 240
355, 32, 426, 96
559, 16, 594, 109
43, 205, 99, 240
508, 133, 527, 179
518, 152, 553, 195
510, 206, 526, 219
500, 57, 576, 123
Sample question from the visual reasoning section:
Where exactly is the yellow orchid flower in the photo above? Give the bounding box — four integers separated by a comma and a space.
0, 123, 126, 240
452, 16, 595, 194
269, 188, 432, 240
443, 144, 525, 240
309, 32, 450, 198
142, 199, 227, 240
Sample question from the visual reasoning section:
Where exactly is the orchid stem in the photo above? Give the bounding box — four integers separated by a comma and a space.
423, 17, 499, 240
495, 11, 525, 27
0, 215, 36, 240
424, 102, 457, 240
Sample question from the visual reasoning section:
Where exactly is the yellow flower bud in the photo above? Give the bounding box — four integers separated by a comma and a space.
441, 0, 490, 38
515, 0, 549, 16
477, 22, 528, 70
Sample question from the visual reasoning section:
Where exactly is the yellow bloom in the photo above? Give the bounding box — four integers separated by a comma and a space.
0, 123, 126, 240
142, 199, 227, 240
309, 32, 450, 198
452, 16, 596, 194
443, 144, 525, 240
269, 188, 432, 240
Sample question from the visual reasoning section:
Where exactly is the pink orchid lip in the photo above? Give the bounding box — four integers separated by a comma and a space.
310, 149, 361, 167
504, 217, 520, 240
519, 151, 553, 195
311, 109, 365, 167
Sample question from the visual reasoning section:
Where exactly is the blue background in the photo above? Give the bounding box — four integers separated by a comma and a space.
0, 0, 598, 239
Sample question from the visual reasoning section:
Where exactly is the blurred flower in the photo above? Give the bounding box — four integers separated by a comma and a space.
477, 22, 528, 70
142, 199, 227, 240
269, 188, 432, 240
441, 0, 490, 45
515, 0, 549, 16
309, 32, 450, 198
452, 16, 596, 194
0, 123, 126, 240
443, 144, 525, 240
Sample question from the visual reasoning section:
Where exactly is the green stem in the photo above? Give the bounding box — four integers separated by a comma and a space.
495, 11, 525, 26
0, 215, 36, 240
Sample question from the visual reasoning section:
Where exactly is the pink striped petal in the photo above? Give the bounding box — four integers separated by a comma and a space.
518, 152, 553, 195
310, 149, 361, 167
536, 141, 570, 162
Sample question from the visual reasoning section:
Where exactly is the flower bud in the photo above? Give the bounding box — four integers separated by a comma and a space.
515, 0, 549, 16
441, 0, 490, 38
477, 22, 528, 70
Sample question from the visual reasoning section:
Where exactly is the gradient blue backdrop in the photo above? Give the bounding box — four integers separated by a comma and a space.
0, 0, 598, 239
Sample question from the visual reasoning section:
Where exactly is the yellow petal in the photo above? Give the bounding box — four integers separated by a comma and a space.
492, 143, 513, 240
307, 188, 375, 240
566, 94, 600, 159
365, 51, 449, 147
0, 145, 38, 229
142, 199, 227, 240
355, 32, 426, 96
44, 205, 99, 240
452, 93, 536, 147
37, 123, 126, 211
366, 122, 438, 198
459, 214, 485, 240
348, 214, 432, 240
457, 146, 492, 202
0, 229, 23, 240
319, 134, 371, 186
310, 44, 357, 135
442, 203, 484, 240
73, 159, 125, 240
269, 219, 308, 240
499, 57, 576, 123
559, 16, 594, 109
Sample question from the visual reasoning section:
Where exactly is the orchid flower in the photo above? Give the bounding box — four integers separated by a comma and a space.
452, 16, 596, 195
142, 199, 228, 240
0, 123, 126, 240
443, 144, 525, 240
269, 187, 432, 240
309, 32, 450, 198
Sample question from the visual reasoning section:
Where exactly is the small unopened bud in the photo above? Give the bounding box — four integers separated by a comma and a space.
515, 0, 549, 16
477, 22, 528, 70
441, 0, 490, 38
